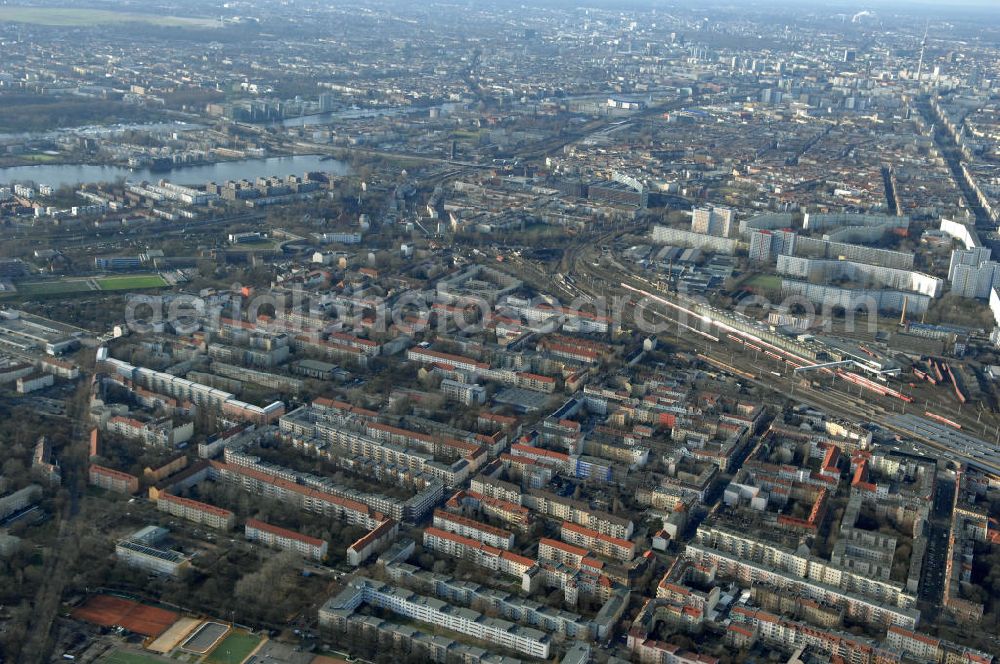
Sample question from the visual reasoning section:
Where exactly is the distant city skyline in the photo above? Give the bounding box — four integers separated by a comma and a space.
1, 0, 999, 662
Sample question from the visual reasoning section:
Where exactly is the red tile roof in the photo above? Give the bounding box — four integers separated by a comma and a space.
246, 518, 325, 547
159, 492, 234, 518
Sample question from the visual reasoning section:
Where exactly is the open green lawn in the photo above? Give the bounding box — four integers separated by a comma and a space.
227, 240, 283, 253
205, 632, 262, 664
100, 650, 169, 664
20, 153, 61, 163
96, 275, 169, 291
743, 273, 783, 291
9, 274, 168, 298
14, 279, 94, 296
0, 7, 218, 27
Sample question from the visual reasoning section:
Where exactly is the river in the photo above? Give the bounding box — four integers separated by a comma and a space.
0, 154, 350, 189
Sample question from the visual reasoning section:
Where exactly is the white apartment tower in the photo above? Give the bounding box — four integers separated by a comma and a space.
691, 206, 735, 238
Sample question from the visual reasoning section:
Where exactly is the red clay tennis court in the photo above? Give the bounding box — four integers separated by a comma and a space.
72, 595, 179, 637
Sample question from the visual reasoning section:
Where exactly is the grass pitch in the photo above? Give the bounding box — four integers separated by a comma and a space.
204, 631, 262, 664
10, 274, 168, 298
14, 279, 94, 296
96, 275, 169, 291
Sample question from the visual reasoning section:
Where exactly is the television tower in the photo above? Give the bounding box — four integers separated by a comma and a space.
915, 24, 928, 83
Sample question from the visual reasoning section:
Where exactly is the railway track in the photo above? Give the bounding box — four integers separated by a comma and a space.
549, 235, 1000, 474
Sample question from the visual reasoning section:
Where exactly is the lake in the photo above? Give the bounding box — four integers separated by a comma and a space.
0, 154, 350, 189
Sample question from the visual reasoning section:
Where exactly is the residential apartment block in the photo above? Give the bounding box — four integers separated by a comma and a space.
320, 577, 550, 659
156, 492, 235, 530
560, 521, 636, 562
691, 206, 735, 238
0, 484, 42, 520
423, 527, 536, 581
432, 509, 515, 550
89, 464, 139, 495
245, 518, 328, 561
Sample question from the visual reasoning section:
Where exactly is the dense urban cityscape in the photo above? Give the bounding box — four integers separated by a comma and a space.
1, 1, 1000, 663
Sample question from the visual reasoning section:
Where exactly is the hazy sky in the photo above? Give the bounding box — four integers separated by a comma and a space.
538, 0, 1000, 9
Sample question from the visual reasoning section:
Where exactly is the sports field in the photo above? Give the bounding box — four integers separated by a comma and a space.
100, 650, 169, 664
181, 621, 229, 654
72, 595, 179, 638
0, 7, 218, 28
96, 275, 169, 291
11, 274, 169, 297
14, 279, 93, 296
205, 631, 262, 664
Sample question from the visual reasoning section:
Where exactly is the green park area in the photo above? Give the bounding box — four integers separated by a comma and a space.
743, 273, 783, 291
